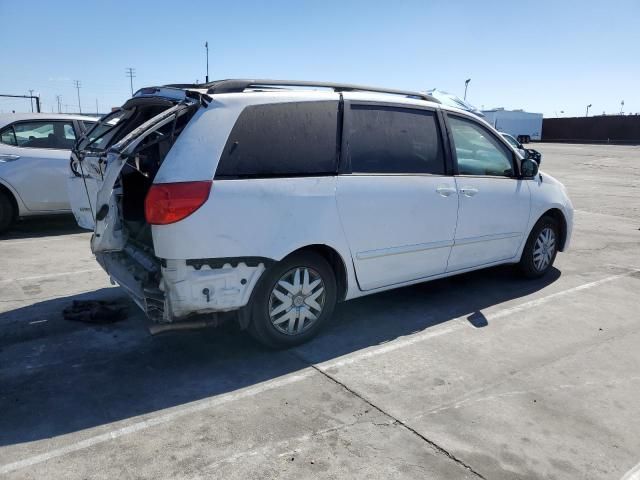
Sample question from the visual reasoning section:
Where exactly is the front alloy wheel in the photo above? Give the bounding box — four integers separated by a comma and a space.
519, 216, 560, 278
532, 227, 556, 272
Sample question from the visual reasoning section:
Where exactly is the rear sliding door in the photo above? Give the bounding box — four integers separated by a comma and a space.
336, 100, 458, 291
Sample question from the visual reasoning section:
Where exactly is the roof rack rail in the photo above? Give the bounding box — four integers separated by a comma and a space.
168, 79, 439, 103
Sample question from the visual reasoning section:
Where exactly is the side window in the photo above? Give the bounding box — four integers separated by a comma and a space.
448, 115, 514, 177
215, 101, 339, 178
12, 121, 76, 150
64, 124, 76, 141
348, 105, 444, 174
0, 127, 17, 146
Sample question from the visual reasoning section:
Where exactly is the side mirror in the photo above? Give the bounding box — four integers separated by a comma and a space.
525, 148, 542, 165
521, 158, 539, 178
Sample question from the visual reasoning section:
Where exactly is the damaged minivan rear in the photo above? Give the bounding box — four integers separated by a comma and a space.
68, 83, 353, 347
68, 87, 258, 325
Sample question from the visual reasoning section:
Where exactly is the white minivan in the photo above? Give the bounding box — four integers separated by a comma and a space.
68, 80, 573, 347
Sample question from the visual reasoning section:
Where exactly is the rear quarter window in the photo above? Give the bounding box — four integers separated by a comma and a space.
215, 101, 339, 178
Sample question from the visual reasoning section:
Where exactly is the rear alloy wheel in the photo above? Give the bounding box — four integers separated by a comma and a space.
248, 252, 337, 348
0, 189, 16, 233
519, 216, 559, 278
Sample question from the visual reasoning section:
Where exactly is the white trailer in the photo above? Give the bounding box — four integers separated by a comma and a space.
481, 108, 543, 143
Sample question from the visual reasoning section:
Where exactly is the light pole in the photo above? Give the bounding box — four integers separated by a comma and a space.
620, 100, 624, 115
205, 41, 209, 83
73, 80, 82, 113
585, 104, 592, 117
28, 89, 34, 112
126, 68, 136, 96
464, 78, 471, 101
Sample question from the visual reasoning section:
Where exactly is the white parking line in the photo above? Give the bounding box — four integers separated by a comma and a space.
0, 268, 102, 284
0, 269, 636, 475
621, 461, 640, 480
318, 270, 638, 370
0, 371, 314, 475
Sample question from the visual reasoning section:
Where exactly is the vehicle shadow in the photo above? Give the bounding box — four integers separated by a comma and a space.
0, 265, 559, 447
0, 214, 84, 240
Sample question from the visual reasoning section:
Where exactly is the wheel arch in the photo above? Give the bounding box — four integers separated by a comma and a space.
283, 244, 349, 302
538, 208, 568, 251
0, 181, 19, 220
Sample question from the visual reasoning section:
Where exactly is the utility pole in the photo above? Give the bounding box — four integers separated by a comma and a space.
28, 89, 34, 112
205, 41, 209, 83
620, 100, 624, 115
73, 80, 82, 113
585, 103, 592, 117
96, 98, 99, 115
126, 67, 136, 96
56, 95, 62, 113
464, 78, 471, 101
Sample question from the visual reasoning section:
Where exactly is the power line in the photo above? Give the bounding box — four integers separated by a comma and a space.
126, 67, 136, 96
73, 80, 82, 113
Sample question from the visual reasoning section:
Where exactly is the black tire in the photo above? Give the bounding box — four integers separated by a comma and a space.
519, 216, 560, 278
248, 251, 337, 348
0, 189, 16, 233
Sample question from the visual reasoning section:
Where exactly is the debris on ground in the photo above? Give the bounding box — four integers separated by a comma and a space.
63, 300, 128, 324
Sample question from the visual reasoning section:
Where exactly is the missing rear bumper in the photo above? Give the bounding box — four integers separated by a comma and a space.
97, 251, 268, 325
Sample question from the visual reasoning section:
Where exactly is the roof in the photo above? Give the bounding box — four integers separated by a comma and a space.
0, 112, 99, 129
164, 79, 440, 104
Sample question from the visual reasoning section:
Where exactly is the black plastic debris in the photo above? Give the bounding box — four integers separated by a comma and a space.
63, 300, 128, 324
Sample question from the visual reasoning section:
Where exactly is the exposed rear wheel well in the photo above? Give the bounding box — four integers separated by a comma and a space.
285, 245, 348, 301
540, 208, 567, 251
0, 184, 18, 215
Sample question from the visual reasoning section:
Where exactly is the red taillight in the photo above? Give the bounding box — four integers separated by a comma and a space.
145, 181, 212, 225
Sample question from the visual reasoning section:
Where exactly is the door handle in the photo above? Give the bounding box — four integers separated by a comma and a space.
436, 186, 457, 197
0, 154, 20, 162
459, 187, 479, 197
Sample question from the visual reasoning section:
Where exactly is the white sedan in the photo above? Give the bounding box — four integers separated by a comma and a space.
0, 113, 97, 232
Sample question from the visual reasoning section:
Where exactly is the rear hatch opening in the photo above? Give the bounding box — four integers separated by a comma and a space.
69, 88, 205, 322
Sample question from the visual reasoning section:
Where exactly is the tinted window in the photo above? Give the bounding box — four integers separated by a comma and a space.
216, 101, 339, 178
12, 121, 76, 149
347, 105, 444, 174
449, 116, 514, 177
0, 127, 17, 146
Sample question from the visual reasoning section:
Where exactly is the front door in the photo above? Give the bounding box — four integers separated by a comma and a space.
0, 120, 77, 211
337, 101, 458, 291
445, 114, 531, 272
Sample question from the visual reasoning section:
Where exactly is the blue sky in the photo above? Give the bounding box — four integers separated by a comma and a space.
1, 0, 638, 117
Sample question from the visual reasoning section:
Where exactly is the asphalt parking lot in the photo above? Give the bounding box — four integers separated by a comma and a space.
1, 143, 639, 480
